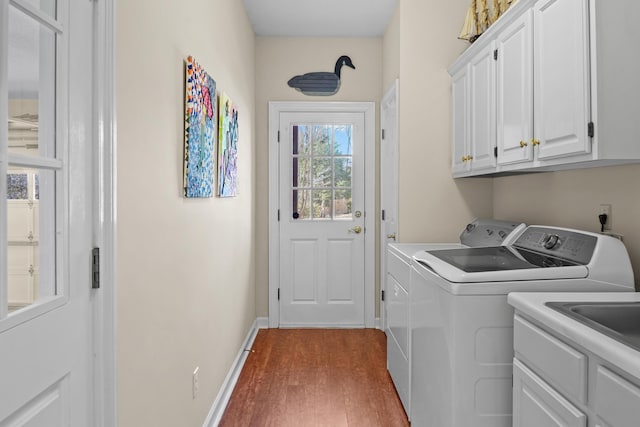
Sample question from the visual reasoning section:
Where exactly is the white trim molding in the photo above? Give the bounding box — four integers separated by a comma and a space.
268, 102, 376, 329
92, 0, 117, 425
203, 318, 268, 427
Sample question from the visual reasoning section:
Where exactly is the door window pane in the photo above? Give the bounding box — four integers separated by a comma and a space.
312, 190, 332, 220
333, 125, 352, 155
6, 169, 56, 313
292, 189, 310, 220
23, 0, 57, 18
291, 124, 353, 221
334, 189, 352, 218
312, 158, 332, 187
7, 5, 56, 158
334, 158, 352, 187
292, 157, 311, 188
292, 125, 311, 155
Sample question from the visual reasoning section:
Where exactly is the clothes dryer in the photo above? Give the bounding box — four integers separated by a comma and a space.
385, 218, 526, 417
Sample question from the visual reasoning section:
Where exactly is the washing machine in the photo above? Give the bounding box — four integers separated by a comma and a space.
409, 225, 635, 427
385, 218, 526, 417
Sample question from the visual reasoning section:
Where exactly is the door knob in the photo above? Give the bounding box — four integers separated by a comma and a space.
386, 233, 396, 240
349, 226, 362, 234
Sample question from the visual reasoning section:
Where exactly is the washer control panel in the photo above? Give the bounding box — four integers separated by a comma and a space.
460, 218, 526, 247
513, 226, 598, 265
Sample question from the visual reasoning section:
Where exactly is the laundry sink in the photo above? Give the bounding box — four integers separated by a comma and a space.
546, 302, 640, 352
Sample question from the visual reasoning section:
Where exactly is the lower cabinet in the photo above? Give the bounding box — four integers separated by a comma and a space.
513, 358, 586, 427
514, 314, 640, 427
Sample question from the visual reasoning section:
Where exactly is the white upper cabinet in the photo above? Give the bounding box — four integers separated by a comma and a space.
451, 43, 497, 175
469, 42, 498, 171
452, 66, 470, 175
533, 0, 590, 161
497, 10, 533, 166
449, 0, 640, 177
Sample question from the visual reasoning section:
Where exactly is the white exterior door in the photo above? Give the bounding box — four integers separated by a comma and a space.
380, 80, 398, 330
277, 110, 366, 327
1, 0, 96, 425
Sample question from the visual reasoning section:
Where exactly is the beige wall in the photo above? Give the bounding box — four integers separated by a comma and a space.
382, 5, 400, 90
116, 1, 256, 425
396, 0, 493, 243
494, 165, 640, 289
254, 37, 383, 317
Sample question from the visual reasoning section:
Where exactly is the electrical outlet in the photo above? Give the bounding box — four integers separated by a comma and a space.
192, 366, 199, 399
599, 204, 612, 231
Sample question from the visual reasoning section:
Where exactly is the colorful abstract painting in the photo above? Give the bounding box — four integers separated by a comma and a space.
217, 93, 238, 197
183, 56, 216, 198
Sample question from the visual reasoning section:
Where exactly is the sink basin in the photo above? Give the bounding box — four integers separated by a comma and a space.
546, 302, 640, 352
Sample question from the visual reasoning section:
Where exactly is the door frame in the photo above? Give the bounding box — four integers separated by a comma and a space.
268, 102, 376, 328
379, 80, 399, 333
92, 0, 117, 424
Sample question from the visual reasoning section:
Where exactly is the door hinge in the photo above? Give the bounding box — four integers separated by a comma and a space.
381, 129, 385, 140
381, 290, 385, 302
92, 247, 100, 289
588, 122, 594, 138
277, 288, 280, 301
494, 49, 498, 60
381, 209, 386, 221
277, 130, 280, 142
494, 146, 498, 158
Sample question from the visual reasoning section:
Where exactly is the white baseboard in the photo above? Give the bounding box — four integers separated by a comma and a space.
203, 317, 268, 427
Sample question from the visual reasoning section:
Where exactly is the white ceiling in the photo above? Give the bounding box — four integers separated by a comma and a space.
242, 0, 397, 37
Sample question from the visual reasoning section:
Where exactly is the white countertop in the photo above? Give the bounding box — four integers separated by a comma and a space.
508, 292, 640, 380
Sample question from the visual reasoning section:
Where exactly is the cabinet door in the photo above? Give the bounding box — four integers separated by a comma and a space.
513, 358, 587, 427
497, 10, 534, 165
469, 42, 497, 171
451, 67, 470, 175
534, 0, 591, 160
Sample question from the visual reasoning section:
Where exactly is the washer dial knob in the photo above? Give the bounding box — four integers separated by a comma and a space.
543, 234, 560, 249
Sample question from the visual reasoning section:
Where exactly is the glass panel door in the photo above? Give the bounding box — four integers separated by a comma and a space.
2, 0, 64, 320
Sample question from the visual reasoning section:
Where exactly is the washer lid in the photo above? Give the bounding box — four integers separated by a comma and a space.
413, 246, 589, 283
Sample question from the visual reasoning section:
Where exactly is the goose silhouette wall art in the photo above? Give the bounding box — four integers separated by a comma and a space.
287, 55, 356, 96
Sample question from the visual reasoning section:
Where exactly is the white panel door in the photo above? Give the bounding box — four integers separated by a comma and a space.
380, 80, 398, 331
0, 0, 96, 425
497, 10, 534, 165
469, 41, 497, 171
451, 67, 470, 174
279, 111, 365, 327
534, 0, 591, 160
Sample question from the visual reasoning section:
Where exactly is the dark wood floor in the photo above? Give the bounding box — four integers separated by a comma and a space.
219, 328, 410, 427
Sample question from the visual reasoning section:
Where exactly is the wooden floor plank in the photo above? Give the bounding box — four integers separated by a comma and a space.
218, 329, 409, 427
